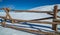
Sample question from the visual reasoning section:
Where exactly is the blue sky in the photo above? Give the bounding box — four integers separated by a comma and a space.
0, 0, 60, 10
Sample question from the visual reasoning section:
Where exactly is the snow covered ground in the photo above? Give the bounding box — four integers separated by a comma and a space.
0, 4, 60, 35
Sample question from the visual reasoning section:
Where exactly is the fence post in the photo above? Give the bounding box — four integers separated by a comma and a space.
52, 5, 58, 31
4, 8, 14, 23
1, 19, 6, 27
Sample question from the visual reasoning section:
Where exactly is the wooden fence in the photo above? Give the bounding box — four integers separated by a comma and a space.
0, 5, 60, 35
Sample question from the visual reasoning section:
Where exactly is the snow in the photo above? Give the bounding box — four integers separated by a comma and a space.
0, 4, 60, 35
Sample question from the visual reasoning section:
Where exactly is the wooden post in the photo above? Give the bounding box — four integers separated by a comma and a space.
1, 20, 6, 27
4, 8, 14, 23
52, 5, 58, 31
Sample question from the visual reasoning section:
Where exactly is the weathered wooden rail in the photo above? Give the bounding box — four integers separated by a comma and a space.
0, 5, 60, 35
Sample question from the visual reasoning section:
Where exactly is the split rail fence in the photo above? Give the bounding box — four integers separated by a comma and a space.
0, 5, 60, 35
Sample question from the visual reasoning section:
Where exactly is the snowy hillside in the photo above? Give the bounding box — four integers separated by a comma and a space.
29, 4, 60, 11
0, 4, 60, 35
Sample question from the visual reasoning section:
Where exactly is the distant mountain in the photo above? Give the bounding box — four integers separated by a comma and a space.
29, 4, 60, 17
29, 4, 60, 11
